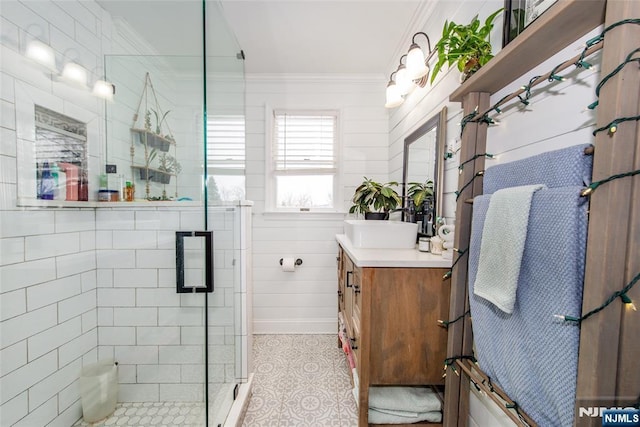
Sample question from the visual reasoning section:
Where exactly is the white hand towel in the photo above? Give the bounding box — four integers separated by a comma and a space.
474, 184, 545, 313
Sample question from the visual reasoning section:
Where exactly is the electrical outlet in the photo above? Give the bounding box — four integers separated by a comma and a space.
105, 164, 117, 174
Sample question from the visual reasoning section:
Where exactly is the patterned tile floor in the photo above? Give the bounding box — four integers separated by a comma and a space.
242, 334, 358, 427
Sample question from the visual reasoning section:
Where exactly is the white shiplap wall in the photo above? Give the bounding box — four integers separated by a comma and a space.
245, 75, 389, 333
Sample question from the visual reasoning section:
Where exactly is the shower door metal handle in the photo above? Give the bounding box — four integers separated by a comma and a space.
176, 231, 214, 293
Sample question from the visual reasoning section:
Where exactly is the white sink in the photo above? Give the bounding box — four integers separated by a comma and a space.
344, 220, 419, 249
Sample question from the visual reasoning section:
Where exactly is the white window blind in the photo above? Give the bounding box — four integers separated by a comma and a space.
207, 115, 245, 172
273, 112, 337, 173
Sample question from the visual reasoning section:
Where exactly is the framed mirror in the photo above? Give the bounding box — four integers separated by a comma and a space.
402, 106, 447, 236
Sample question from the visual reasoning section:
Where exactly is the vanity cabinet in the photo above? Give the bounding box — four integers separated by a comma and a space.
337, 240, 450, 427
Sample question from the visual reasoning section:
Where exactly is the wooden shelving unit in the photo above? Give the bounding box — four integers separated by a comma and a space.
450, 0, 606, 102
444, 1, 640, 426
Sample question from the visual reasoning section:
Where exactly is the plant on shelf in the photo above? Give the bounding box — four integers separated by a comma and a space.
130, 72, 180, 200
157, 153, 182, 184
349, 177, 401, 220
407, 179, 434, 210
430, 8, 504, 83
151, 108, 171, 136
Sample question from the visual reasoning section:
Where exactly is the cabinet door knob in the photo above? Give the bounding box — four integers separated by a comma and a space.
350, 337, 358, 350
353, 284, 361, 294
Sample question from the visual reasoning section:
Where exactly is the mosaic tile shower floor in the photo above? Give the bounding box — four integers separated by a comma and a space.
73, 402, 206, 427
242, 334, 358, 426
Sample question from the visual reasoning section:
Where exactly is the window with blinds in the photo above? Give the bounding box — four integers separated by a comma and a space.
270, 111, 339, 210
207, 115, 246, 202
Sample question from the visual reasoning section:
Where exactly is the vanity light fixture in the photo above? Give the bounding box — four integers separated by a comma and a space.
406, 32, 432, 80
25, 40, 57, 72
395, 54, 415, 96
60, 62, 89, 89
92, 79, 116, 101
384, 71, 404, 109
385, 31, 436, 109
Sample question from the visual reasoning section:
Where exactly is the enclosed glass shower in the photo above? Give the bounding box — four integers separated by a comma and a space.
100, 1, 247, 425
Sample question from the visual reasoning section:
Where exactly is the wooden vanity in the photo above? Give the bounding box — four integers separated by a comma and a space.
336, 235, 452, 427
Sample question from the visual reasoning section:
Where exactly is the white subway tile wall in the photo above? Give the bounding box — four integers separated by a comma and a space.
1, 2, 249, 424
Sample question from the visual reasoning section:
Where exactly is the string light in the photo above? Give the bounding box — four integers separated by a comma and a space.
592, 116, 640, 136
555, 272, 640, 324
458, 153, 495, 172
588, 47, 640, 110
518, 76, 539, 106
505, 401, 529, 426
443, 355, 478, 377
443, 248, 468, 280
455, 170, 484, 201
581, 169, 640, 197
584, 18, 640, 48
459, 107, 479, 136
438, 309, 471, 329
547, 63, 566, 82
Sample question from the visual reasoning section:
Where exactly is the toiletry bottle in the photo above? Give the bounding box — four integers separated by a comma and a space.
99, 174, 108, 191
124, 181, 134, 202
58, 166, 67, 201
406, 199, 416, 223
51, 163, 60, 199
61, 163, 79, 201
78, 174, 88, 201
40, 162, 54, 200
118, 174, 124, 202
36, 163, 42, 199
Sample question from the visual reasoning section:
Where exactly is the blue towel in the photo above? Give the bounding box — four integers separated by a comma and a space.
469, 187, 588, 427
483, 143, 592, 194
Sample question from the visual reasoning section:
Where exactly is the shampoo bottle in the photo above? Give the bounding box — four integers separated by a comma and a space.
40, 162, 54, 200
51, 163, 60, 199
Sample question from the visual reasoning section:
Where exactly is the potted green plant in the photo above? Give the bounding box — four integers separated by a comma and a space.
407, 180, 434, 210
349, 177, 402, 220
430, 8, 503, 83
157, 153, 182, 185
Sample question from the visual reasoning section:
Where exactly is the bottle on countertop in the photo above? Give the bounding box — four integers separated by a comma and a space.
124, 180, 134, 202
60, 163, 79, 201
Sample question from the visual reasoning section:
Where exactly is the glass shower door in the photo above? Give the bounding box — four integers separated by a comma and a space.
102, 1, 245, 424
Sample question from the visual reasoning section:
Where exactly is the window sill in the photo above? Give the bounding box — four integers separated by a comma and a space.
261, 211, 347, 221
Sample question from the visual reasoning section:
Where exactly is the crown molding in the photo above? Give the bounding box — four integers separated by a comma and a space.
246, 73, 387, 84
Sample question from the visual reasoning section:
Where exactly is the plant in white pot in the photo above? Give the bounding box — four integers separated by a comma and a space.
349, 177, 402, 220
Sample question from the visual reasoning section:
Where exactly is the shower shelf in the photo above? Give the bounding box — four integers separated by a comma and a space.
131, 128, 175, 152
131, 165, 175, 184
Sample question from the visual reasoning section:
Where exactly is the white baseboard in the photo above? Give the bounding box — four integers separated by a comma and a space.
253, 319, 337, 334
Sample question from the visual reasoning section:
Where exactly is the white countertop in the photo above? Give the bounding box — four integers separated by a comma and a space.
336, 234, 453, 268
